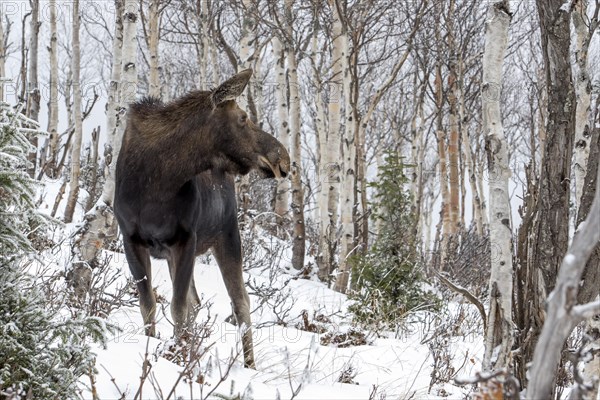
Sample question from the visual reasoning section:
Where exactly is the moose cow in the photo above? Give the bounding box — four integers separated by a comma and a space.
114, 69, 290, 368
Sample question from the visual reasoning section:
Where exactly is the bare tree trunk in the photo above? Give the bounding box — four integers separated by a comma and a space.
572, 0, 596, 210
272, 37, 290, 220
197, 1, 209, 89
84, 126, 100, 212
289, 53, 305, 271
481, 0, 513, 372
446, 0, 460, 234
319, 0, 344, 281
576, 104, 600, 399
286, 1, 305, 271
527, 161, 600, 399
147, 0, 160, 98
515, 0, 576, 388
335, 27, 355, 293
435, 60, 451, 263
210, 34, 220, 84
26, 0, 40, 178
236, 0, 256, 218
237, 0, 255, 111
64, 0, 83, 223
459, 69, 486, 234
46, 0, 59, 175
107, 0, 137, 204
310, 11, 329, 268
102, 0, 125, 206
335, 109, 355, 292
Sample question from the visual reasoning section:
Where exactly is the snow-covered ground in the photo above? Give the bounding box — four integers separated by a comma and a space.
37, 239, 483, 400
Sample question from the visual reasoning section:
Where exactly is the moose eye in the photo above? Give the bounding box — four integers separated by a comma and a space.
239, 114, 248, 125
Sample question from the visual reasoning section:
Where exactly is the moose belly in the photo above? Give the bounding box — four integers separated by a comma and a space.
135, 210, 187, 259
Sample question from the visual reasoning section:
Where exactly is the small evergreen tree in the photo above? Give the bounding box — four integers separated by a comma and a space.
0, 104, 108, 399
349, 151, 438, 332
0, 108, 42, 263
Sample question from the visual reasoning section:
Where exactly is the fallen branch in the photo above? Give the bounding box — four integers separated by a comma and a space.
434, 270, 487, 333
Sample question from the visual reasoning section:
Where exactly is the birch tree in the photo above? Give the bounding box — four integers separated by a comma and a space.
46, 0, 59, 175
26, 0, 40, 178
285, 0, 305, 270
26, 0, 40, 121
273, 36, 290, 220
572, 0, 599, 209
64, 0, 83, 223
481, 0, 513, 372
146, 0, 161, 98
334, 22, 354, 292
318, 0, 344, 281
446, 0, 461, 234
575, 101, 600, 399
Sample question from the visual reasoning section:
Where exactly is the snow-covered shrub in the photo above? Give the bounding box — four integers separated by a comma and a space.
0, 104, 109, 399
348, 152, 439, 332
0, 263, 109, 399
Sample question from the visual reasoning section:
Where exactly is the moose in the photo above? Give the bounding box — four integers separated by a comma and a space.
114, 69, 290, 368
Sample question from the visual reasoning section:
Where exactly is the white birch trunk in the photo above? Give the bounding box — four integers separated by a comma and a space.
289, 48, 305, 270
210, 37, 220, 84
147, 0, 160, 98
26, 0, 40, 178
435, 61, 451, 263
101, 0, 124, 206
481, 0, 513, 371
285, 0, 305, 270
27, 0, 40, 122
573, 0, 593, 210
237, 0, 254, 109
47, 0, 59, 169
236, 0, 255, 215
313, 31, 328, 247
409, 71, 425, 238
335, 31, 355, 293
321, 0, 344, 280
459, 72, 485, 234
197, 1, 209, 89
254, 45, 263, 123
273, 36, 290, 218
64, 0, 83, 223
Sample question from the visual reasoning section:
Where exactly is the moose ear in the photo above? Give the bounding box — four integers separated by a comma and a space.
210, 69, 253, 107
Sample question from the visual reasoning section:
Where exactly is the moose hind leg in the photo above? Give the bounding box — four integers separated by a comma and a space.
123, 238, 156, 336
170, 233, 197, 338
213, 231, 255, 369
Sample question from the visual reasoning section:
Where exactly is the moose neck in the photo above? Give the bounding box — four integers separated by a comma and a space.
148, 128, 220, 192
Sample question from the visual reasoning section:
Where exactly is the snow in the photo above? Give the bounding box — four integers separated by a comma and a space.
564, 253, 576, 265
44, 241, 485, 400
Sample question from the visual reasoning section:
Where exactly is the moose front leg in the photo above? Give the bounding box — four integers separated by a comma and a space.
123, 238, 156, 336
213, 231, 256, 369
170, 233, 197, 338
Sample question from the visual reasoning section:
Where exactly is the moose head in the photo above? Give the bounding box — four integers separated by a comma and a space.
207, 69, 290, 180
